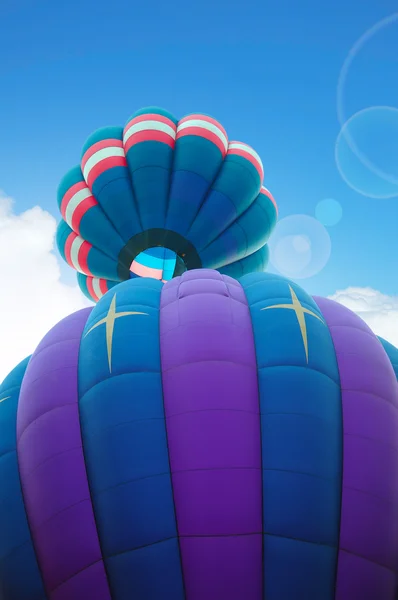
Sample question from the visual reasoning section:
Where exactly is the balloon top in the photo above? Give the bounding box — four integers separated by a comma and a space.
56, 106, 278, 302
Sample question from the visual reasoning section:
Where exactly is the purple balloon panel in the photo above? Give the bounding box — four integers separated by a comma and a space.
314, 297, 398, 600
160, 270, 263, 600
16, 309, 112, 600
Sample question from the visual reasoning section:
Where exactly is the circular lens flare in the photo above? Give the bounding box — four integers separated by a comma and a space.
269, 215, 331, 279
315, 198, 343, 226
335, 108, 398, 199
337, 12, 398, 185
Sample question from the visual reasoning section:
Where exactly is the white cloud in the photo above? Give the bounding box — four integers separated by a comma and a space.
0, 191, 92, 384
328, 286, 398, 347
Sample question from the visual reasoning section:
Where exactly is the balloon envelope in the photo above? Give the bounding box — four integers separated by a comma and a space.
56, 107, 277, 302
0, 271, 397, 599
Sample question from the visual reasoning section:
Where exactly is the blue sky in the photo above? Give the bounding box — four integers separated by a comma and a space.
0, 0, 397, 298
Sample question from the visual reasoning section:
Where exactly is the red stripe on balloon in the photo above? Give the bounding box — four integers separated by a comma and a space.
179, 114, 228, 140
81, 139, 124, 171
99, 279, 108, 296
60, 181, 88, 219
124, 130, 175, 154
228, 146, 263, 180
78, 241, 91, 275
260, 187, 278, 216
176, 126, 226, 156
124, 113, 177, 132
71, 196, 97, 234
86, 156, 128, 190
86, 277, 99, 302
64, 233, 76, 269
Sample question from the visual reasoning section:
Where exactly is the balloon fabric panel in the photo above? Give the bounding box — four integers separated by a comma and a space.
78, 278, 185, 599
159, 270, 263, 599
166, 136, 225, 237
241, 272, 342, 599
81, 126, 142, 242
0, 357, 47, 600
123, 109, 178, 232
16, 310, 112, 600
315, 298, 398, 600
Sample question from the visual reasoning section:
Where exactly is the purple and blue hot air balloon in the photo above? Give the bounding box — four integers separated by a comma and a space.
56, 107, 278, 302
0, 271, 398, 600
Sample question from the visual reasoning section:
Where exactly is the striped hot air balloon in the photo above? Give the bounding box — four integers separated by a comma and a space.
56, 107, 277, 302
1, 271, 398, 600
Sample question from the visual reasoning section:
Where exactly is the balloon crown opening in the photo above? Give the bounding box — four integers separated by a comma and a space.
120, 229, 200, 283
56, 106, 278, 302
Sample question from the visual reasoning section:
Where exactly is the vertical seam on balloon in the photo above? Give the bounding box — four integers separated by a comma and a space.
201, 221, 250, 270
181, 126, 229, 235
330, 331, 344, 600
220, 271, 231, 300
177, 276, 183, 324
16, 407, 53, 598
183, 160, 225, 237
16, 374, 51, 600
185, 159, 260, 253
240, 278, 265, 600
8, 372, 50, 599
199, 193, 272, 263
159, 279, 188, 599
91, 174, 144, 237
75, 310, 114, 597
312, 298, 344, 600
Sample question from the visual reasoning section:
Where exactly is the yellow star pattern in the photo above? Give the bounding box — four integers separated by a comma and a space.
84, 293, 148, 372
261, 284, 324, 362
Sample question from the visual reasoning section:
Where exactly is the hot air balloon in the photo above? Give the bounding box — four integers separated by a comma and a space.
56, 107, 277, 302
1, 270, 398, 600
